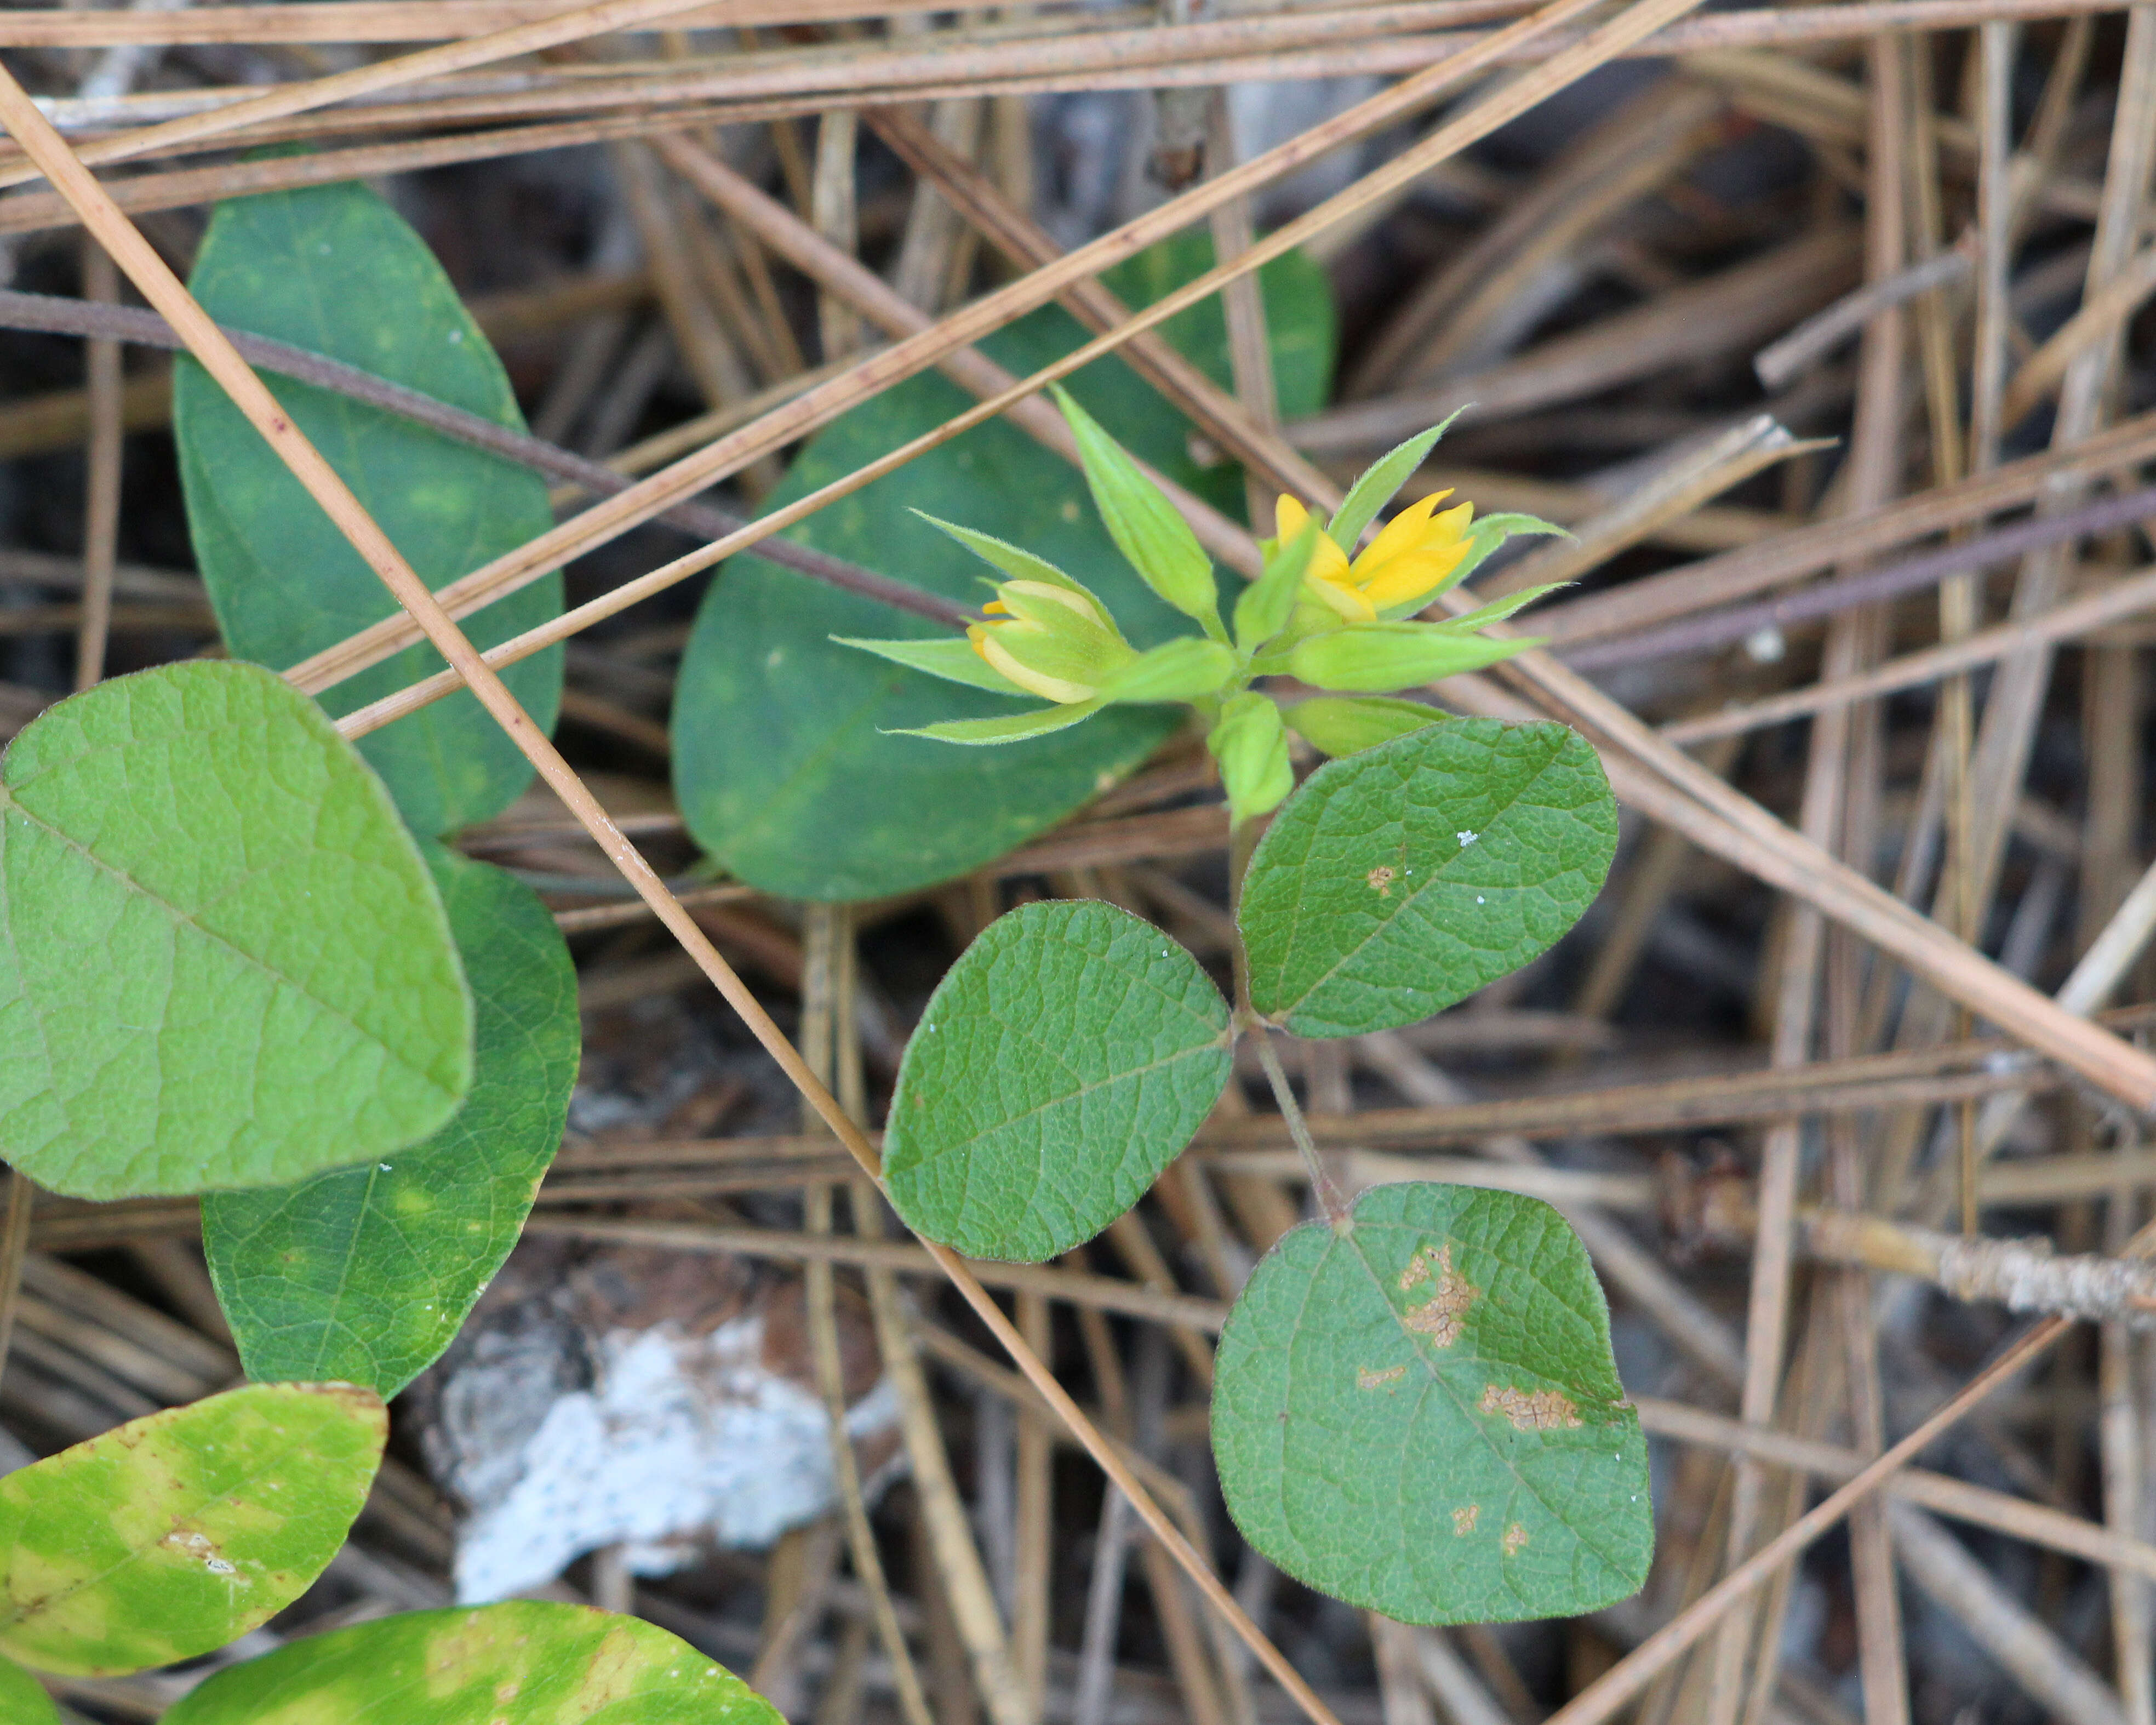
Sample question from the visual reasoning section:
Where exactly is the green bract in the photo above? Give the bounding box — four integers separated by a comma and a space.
0, 1384, 386, 1676
0, 661, 473, 1199
884, 900, 1233, 1262
1208, 690, 1293, 825
159, 1601, 784, 1725
1053, 384, 1222, 636
1240, 719, 1618, 1036
175, 176, 563, 838
1211, 1184, 1652, 1624
204, 846, 579, 1397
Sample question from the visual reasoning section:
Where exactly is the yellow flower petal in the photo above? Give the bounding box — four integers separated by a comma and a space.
1351, 490, 1452, 576
1308, 575, 1377, 622
1358, 540, 1472, 610
1275, 493, 1354, 593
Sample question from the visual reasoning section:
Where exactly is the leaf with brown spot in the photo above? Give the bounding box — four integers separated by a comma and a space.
1210, 1183, 1651, 1624
0, 1383, 385, 1677
158, 1601, 782, 1725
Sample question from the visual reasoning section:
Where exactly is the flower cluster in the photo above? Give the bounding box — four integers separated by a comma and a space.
837, 390, 1562, 823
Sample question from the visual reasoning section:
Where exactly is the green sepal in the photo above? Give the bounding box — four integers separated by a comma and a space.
912, 510, 1089, 596
890, 699, 1107, 745
834, 633, 1030, 695
1208, 691, 1294, 825
1101, 637, 1238, 705
1051, 385, 1221, 638
1236, 517, 1321, 653
1284, 695, 1446, 757
1326, 412, 1465, 553
1437, 582, 1569, 633
1289, 622, 1534, 693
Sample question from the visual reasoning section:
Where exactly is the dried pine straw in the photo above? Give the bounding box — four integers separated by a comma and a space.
6, 2, 2156, 1721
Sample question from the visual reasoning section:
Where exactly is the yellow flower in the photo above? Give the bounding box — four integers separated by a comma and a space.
1277, 490, 1477, 622
967, 579, 1126, 704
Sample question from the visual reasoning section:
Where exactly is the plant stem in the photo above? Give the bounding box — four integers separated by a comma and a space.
1249, 1026, 1353, 1230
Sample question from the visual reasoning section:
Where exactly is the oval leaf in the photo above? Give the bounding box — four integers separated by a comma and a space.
0, 661, 473, 1199
1240, 718, 1616, 1036
673, 234, 1334, 901
1211, 1183, 1652, 1624
204, 847, 578, 1396
0, 1657, 58, 1724
885, 900, 1232, 1262
0, 1383, 387, 1676
161, 1600, 783, 1725
176, 176, 563, 838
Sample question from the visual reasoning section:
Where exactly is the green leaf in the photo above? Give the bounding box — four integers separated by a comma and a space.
1235, 516, 1320, 653
1051, 385, 1220, 634
1326, 412, 1463, 553
673, 233, 1333, 902
1208, 690, 1293, 825
894, 699, 1106, 745
175, 176, 563, 838
1099, 637, 1237, 704
203, 847, 578, 1398
0, 661, 473, 1199
1283, 695, 1444, 758
885, 900, 1232, 1262
1240, 718, 1616, 1036
0, 1383, 387, 1676
1211, 1183, 1651, 1624
0, 1657, 58, 1724
834, 633, 1027, 695
159, 1601, 784, 1725
1286, 622, 1532, 694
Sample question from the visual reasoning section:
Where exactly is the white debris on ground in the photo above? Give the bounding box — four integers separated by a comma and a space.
414, 1239, 902, 1604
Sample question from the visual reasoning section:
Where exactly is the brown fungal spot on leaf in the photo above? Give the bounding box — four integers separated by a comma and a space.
1357, 1364, 1406, 1390
1397, 1244, 1477, 1346
1366, 864, 1396, 896
1479, 1385, 1582, 1430
159, 1527, 237, 1575
1452, 1505, 1479, 1536
1502, 1522, 1529, 1557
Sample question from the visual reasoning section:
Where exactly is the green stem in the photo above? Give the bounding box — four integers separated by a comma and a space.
1249, 1026, 1351, 1231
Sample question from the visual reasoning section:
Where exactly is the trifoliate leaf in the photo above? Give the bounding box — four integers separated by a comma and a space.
175, 178, 562, 838
159, 1601, 782, 1725
0, 1384, 386, 1676
885, 900, 1232, 1261
1211, 1183, 1652, 1624
203, 848, 579, 1398
0, 661, 473, 1198
1240, 719, 1616, 1035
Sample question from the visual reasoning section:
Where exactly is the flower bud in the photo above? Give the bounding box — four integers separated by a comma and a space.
1208, 692, 1293, 826
1286, 622, 1530, 694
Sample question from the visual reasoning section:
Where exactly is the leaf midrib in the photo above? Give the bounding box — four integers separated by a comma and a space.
0, 788, 456, 1106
